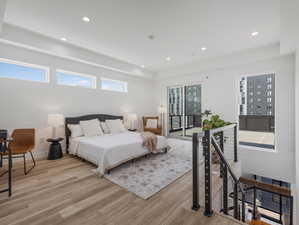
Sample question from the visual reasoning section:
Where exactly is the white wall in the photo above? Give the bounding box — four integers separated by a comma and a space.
294, 49, 299, 225
156, 53, 295, 183
280, 0, 299, 54
0, 42, 157, 158
0, 0, 6, 32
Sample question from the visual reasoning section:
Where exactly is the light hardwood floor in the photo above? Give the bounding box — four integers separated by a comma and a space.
0, 156, 244, 225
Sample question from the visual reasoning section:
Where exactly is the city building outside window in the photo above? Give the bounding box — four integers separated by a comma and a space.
239, 74, 275, 150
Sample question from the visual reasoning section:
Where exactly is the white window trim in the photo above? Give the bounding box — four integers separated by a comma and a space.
166, 82, 203, 137
100, 77, 128, 93
236, 72, 277, 152
240, 144, 278, 153
56, 69, 97, 89
0, 58, 50, 83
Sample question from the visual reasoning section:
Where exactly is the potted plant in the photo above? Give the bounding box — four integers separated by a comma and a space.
202, 112, 231, 131
201, 111, 232, 164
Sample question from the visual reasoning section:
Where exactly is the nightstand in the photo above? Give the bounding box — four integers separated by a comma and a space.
47, 138, 63, 160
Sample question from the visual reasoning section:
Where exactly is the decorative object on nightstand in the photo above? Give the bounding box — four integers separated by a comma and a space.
158, 105, 167, 136
47, 137, 64, 160
47, 114, 64, 160
127, 113, 138, 131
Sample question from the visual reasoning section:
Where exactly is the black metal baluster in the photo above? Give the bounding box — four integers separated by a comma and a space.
253, 187, 257, 220
223, 164, 228, 215
203, 130, 213, 216
290, 196, 293, 225
219, 131, 224, 177
233, 183, 239, 219
192, 133, 200, 211
242, 191, 245, 222
234, 125, 238, 162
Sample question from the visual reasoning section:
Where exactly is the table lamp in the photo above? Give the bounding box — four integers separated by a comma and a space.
127, 113, 138, 131
48, 114, 64, 139
158, 105, 167, 136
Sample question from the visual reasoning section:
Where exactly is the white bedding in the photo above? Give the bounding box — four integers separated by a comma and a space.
69, 131, 168, 174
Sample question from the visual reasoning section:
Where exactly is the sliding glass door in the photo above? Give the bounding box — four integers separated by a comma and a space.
184, 84, 202, 136
167, 84, 202, 138
168, 86, 184, 137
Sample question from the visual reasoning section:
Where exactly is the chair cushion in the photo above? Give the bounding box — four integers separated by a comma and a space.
146, 119, 158, 129
4, 145, 34, 155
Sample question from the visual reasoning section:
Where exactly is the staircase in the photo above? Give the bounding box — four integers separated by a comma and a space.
191, 124, 294, 225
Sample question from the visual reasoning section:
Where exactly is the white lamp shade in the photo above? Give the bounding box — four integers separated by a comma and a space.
127, 113, 138, 130
127, 113, 137, 121
158, 105, 167, 114
48, 114, 64, 127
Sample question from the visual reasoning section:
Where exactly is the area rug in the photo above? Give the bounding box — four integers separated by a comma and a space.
104, 139, 196, 199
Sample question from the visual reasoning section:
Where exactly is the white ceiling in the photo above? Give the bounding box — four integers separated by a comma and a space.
4, 0, 280, 71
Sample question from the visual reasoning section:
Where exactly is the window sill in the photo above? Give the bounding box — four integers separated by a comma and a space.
239, 144, 277, 153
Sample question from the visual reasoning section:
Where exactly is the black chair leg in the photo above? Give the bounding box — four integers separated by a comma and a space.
24, 152, 36, 175
0, 154, 2, 168
23, 153, 26, 174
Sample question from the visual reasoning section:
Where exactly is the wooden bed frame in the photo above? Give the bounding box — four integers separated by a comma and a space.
64, 114, 168, 174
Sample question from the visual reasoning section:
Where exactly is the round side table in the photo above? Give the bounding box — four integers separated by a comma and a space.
47, 138, 64, 160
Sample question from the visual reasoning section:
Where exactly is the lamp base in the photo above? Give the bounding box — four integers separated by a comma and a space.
128, 129, 137, 132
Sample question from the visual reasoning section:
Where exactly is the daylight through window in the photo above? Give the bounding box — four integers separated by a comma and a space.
0, 58, 49, 83
239, 74, 275, 150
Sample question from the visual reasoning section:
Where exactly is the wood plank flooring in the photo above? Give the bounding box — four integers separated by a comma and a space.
0, 156, 245, 225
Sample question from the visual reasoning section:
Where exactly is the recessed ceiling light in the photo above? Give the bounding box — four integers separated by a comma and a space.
166, 57, 171, 61
148, 35, 155, 40
60, 37, 67, 41
141, 65, 145, 68
251, 31, 259, 36
201, 46, 207, 51
82, 16, 90, 22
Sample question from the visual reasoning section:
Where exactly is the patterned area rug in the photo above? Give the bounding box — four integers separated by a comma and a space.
104, 139, 196, 199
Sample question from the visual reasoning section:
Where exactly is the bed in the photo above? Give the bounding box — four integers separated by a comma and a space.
65, 114, 168, 174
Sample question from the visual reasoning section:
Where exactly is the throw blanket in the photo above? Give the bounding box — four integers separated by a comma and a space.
140, 132, 160, 153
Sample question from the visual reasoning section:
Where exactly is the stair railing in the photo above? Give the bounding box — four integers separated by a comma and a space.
239, 176, 293, 225
192, 124, 246, 222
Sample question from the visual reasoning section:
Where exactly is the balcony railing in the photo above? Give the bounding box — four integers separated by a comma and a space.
239, 115, 274, 132
169, 114, 201, 132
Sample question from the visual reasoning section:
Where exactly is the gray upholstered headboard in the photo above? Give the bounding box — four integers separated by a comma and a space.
65, 114, 123, 152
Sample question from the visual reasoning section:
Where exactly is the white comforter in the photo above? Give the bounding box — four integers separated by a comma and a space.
69, 131, 167, 174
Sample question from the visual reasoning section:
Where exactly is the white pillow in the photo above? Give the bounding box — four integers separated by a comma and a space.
100, 122, 110, 134
146, 119, 158, 129
68, 124, 83, 138
106, 119, 126, 134
80, 119, 103, 137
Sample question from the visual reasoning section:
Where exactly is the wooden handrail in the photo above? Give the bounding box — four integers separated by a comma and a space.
239, 177, 291, 197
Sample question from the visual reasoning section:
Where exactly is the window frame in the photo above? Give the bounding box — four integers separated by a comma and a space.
100, 77, 128, 93
0, 58, 50, 83
237, 72, 277, 152
56, 69, 97, 89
